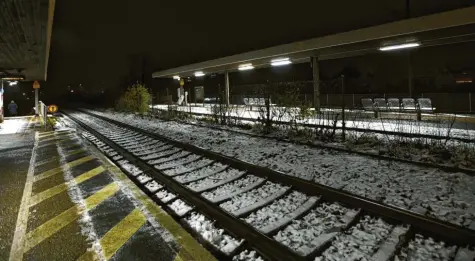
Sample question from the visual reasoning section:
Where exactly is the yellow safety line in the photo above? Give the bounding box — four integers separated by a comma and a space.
93, 150, 217, 261
100, 208, 146, 260
8, 132, 39, 261
84, 182, 119, 209
75, 250, 97, 261
24, 182, 119, 253
29, 166, 106, 207
75, 209, 147, 261
174, 248, 195, 261
35, 148, 87, 167
33, 156, 94, 183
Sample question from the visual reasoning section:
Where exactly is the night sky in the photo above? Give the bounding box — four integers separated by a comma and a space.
27, 0, 470, 102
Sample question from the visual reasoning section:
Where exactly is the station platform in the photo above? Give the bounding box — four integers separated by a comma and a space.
0, 117, 215, 261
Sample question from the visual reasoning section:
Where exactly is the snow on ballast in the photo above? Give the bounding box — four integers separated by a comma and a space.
72, 111, 475, 261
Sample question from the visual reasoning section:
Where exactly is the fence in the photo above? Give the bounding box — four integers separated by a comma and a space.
229, 92, 474, 113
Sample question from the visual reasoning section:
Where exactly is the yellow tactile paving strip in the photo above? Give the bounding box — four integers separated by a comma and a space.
9, 130, 215, 261
90, 141, 217, 261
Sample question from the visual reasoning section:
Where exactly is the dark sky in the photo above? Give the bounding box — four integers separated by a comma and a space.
46, 0, 474, 88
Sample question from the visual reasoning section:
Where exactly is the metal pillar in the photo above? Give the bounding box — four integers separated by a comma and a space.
341, 75, 346, 141
224, 71, 230, 106
35, 89, 39, 116
469, 92, 472, 112
0, 80, 4, 122
408, 52, 413, 97
311, 56, 320, 112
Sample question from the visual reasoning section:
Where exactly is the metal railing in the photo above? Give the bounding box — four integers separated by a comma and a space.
228, 92, 474, 113
38, 101, 48, 129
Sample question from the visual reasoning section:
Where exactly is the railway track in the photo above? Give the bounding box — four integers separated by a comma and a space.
64, 110, 475, 261
144, 111, 475, 176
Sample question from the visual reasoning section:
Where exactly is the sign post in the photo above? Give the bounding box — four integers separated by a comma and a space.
33, 81, 40, 116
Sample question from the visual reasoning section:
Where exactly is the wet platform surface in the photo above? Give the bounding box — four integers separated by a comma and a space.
0, 117, 215, 261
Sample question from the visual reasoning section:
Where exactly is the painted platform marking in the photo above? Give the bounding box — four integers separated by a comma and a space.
92, 148, 217, 261
33, 155, 94, 182
35, 148, 86, 167
11, 130, 215, 261
24, 182, 120, 253
100, 208, 146, 259
8, 132, 39, 261
75, 208, 147, 261
29, 166, 106, 207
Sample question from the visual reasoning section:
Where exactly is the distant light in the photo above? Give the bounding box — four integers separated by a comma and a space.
238, 63, 254, 71
194, 71, 205, 77
173, 75, 180, 80
379, 43, 420, 51
9, 81, 18, 86
71, 90, 74, 93
2, 76, 24, 81
271, 58, 292, 66
456, 80, 472, 84
22, 92, 26, 96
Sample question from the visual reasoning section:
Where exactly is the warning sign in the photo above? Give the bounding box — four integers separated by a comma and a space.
48, 104, 58, 113
33, 81, 40, 89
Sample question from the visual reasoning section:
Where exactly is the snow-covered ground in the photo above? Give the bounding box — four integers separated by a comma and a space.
151, 104, 475, 140
314, 216, 397, 261
168, 199, 193, 216
202, 175, 265, 203
156, 189, 176, 203
220, 181, 288, 215
242, 191, 313, 232
233, 250, 265, 261
82, 110, 475, 228
74, 111, 473, 261
186, 168, 245, 192
275, 202, 359, 256
173, 161, 224, 182
185, 212, 242, 254
0, 117, 29, 134
396, 235, 456, 261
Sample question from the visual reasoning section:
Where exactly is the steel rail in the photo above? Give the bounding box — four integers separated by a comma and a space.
74, 109, 475, 246
148, 109, 475, 176
64, 110, 305, 261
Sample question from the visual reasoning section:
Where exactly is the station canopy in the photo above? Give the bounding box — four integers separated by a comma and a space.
0, 0, 55, 81
153, 7, 475, 79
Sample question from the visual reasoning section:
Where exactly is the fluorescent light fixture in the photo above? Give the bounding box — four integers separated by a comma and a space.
9, 81, 18, 86
271, 57, 292, 66
379, 43, 420, 51
172, 75, 180, 80
1, 76, 24, 80
238, 63, 254, 71
194, 71, 205, 77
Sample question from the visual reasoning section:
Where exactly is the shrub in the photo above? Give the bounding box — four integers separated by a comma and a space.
115, 83, 151, 114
